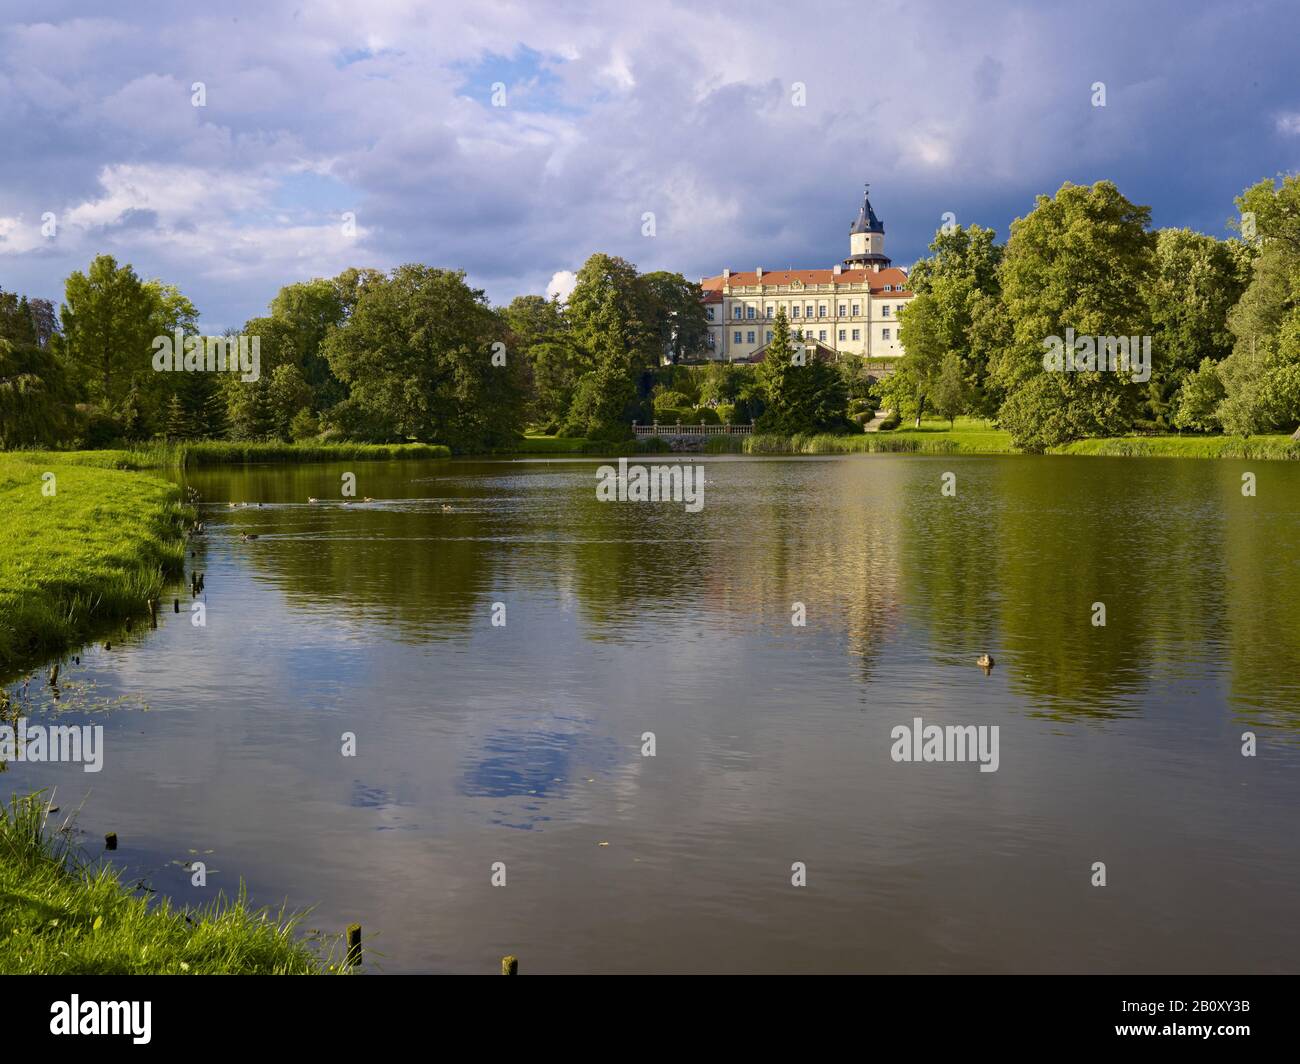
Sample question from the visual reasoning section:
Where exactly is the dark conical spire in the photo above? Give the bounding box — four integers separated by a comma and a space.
850, 183, 884, 235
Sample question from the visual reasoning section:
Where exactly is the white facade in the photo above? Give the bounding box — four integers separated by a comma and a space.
699, 188, 913, 368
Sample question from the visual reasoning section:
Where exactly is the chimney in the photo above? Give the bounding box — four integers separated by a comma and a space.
722, 268, 731, 279
756, 267, 764, 280
832, 264, 842, 276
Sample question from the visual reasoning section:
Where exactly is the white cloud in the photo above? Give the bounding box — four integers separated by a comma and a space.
545, 269, 577, 302
0, 214, 44, 253
63, 164, 273, 230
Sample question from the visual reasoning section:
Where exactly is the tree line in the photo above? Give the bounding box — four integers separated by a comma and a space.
3, 173, 1298, 452
891, 175, 1300, 449
0, 252, 710, 451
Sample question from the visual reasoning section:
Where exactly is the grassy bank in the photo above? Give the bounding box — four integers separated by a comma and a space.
735, 418, 1300, 459
744, 418, 1013, 455
2, 441, 452, 471
0, 792, 329, 974
490, 434, 673, 455
501, 435, 593, 454
0, 458, 190, 671
0, 448, 169, 471
1052, 434, 1300, 459
179, 441, 451, 465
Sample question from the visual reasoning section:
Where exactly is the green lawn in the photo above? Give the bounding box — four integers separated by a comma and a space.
885, 417, 1014, 453
0, 448, 168, 471
0, 457, 189, 670
745, 418, 1012, 454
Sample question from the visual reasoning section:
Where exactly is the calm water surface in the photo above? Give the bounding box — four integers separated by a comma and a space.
8, 454, 1300, 972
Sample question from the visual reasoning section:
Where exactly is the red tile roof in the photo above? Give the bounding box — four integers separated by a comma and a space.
700, 266, 912, 295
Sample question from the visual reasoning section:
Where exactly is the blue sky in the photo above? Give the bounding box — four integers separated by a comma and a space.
1, 0, 1298, 331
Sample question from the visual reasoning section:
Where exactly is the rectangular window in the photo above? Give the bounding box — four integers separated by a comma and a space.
766, 331, 773, 342
806, 304, 814, 317
883, 328, 891, 340
852, 329, 861, 341
838, 329, 846, 341
734, 331, 742, 343
851, 303, 860, 316
819, 330, 827, 341
746, 305, 755, 319
733, 306, 742, 319
706, 308, 714, 320
747, 331, 756, 343
818, 305, 827, 317
765, 305, 774, 319
792, 306, 800, 317
838, 303, 846, 316
882, 305, 890, 317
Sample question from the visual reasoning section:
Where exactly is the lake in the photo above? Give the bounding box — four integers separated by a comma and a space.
7, 453, 1299, 973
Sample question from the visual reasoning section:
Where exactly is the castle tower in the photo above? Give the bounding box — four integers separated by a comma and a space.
844, 184, 891, 271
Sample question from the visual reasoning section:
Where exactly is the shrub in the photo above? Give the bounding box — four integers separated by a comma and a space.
697, 363, 742, 404
289, 408, 321, 442
715, 403, 736, 424
653, 389, 692, 411
636, 436, 674, 454
654, 366, 703, 404
319, 396, 400, 443
76, 406, 125, 449
653, 407, 695, 426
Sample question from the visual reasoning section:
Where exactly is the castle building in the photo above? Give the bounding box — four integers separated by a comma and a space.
699, 185, 913, 369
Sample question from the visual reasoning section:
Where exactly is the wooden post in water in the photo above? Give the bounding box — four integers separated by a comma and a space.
149, 599, 157, 629
501, 955, 518, 975
104, 832, 117, 850
346, 923, 362, 968
174, 598, 180, 613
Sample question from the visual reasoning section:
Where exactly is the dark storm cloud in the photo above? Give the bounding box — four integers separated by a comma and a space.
0, 0, 1297, 329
